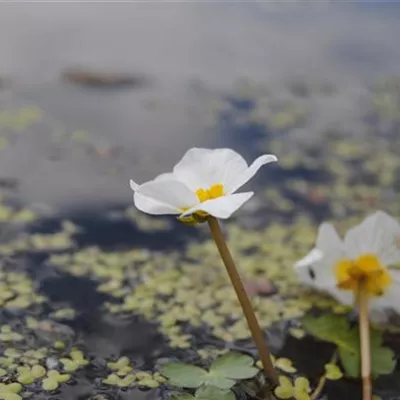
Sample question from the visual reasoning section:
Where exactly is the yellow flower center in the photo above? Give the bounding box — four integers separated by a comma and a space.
177, 184, 225, 226
195, 183, 225, 203
334, 254, 392, 296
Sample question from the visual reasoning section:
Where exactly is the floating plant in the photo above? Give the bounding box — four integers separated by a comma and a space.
170, 385, 235, 400
161, 352, 259, 390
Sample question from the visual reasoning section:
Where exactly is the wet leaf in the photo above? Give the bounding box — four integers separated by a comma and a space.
303, 313, 395, 378
161, 363, 208, 388
195, 385, 235, 400
170, 395, 194, 400
41, 378, 59, 391
275, 358, 297, 373
209, 353, 258, 380
274, 376, 294, 399
0, 394, 22, 400
324, 363, 343, 380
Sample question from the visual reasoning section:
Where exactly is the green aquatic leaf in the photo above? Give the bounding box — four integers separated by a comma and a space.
41, 378, 59, 391
0, 384, 22, 396
274, 376, 294, 399
161, 363, 208, 388
47, 370, 70, 383
202, 373, 235, 390
324, 363, 343, 380
303, 313, 395, 378
209, 353, 258, 380
195, 386, 235, 400
170, 395, 194, 400
302, 314, 355, 351
0, 394, 22, 400
31, 365, 46, 379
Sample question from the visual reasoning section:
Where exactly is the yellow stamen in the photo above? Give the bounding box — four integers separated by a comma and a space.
177, 184, 225, 226
335, 254, 392, 296
196, 184, 224, 203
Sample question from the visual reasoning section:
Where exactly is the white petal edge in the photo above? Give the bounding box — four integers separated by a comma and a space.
130, 179, 139, 191
226, 154, 278, 194
134, 179, 198, 215
172, 148, 248, 192
133, 192, 181, 215
179, 192, 254, 219
294, 248, 324, 286
316, 223, 343, 254
344, 210, 400, 265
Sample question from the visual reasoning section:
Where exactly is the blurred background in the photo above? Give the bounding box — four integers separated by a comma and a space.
0, 2, 400, 213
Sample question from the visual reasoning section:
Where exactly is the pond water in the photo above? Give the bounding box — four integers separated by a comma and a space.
0, 2, 400, 400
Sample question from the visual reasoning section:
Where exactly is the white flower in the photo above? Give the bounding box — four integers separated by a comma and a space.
130, 148, 277, 220
294, 211, 400, 316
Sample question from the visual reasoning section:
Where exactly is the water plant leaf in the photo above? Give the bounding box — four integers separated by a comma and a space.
0, 394, 22, 400
161, 363, 208, 388
302, 313, 395, 378
41, 378, 59, 391
293, 377, 311, 400
201, 373, 235, 390
275, 358, 297, 373
170, 395, 194, 400
209, 353, 258, 380
274, 376, 294, 399
195, 385, 235, 400
324, 363, 343, 380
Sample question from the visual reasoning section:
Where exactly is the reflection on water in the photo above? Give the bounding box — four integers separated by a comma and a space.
0, 2, 399, 211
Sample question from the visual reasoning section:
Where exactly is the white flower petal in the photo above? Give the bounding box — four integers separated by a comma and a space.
133, 192, 181, 215
316, 223, 343, 254
226, 154, 278, 194
295, 223, 343, 290
344, 211, 400, 265
294, 248, 325, 286
173, 148, 249, 191
179, 192, 254, 219
134, 179, 198, 215
130, 179, 139, 191
294, 247, 352, 305
326, 286, 354, 306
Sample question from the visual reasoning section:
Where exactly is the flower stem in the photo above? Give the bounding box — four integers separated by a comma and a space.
357, 282, 372, 400
207, 216, 278, 385
310, 352, 338, 400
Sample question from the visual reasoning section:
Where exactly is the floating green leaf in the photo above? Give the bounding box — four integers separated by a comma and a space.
324, 363, 343, 380
161, 353, 258, 390
209, 353, 258, 380
195, 385, 235, 400
161, 363, 208, 388
41, 378, 58, 391
302, 313, 395, 378
170, 394, 194, 400
274, 376, 311, 400
170, 386, 235, 400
